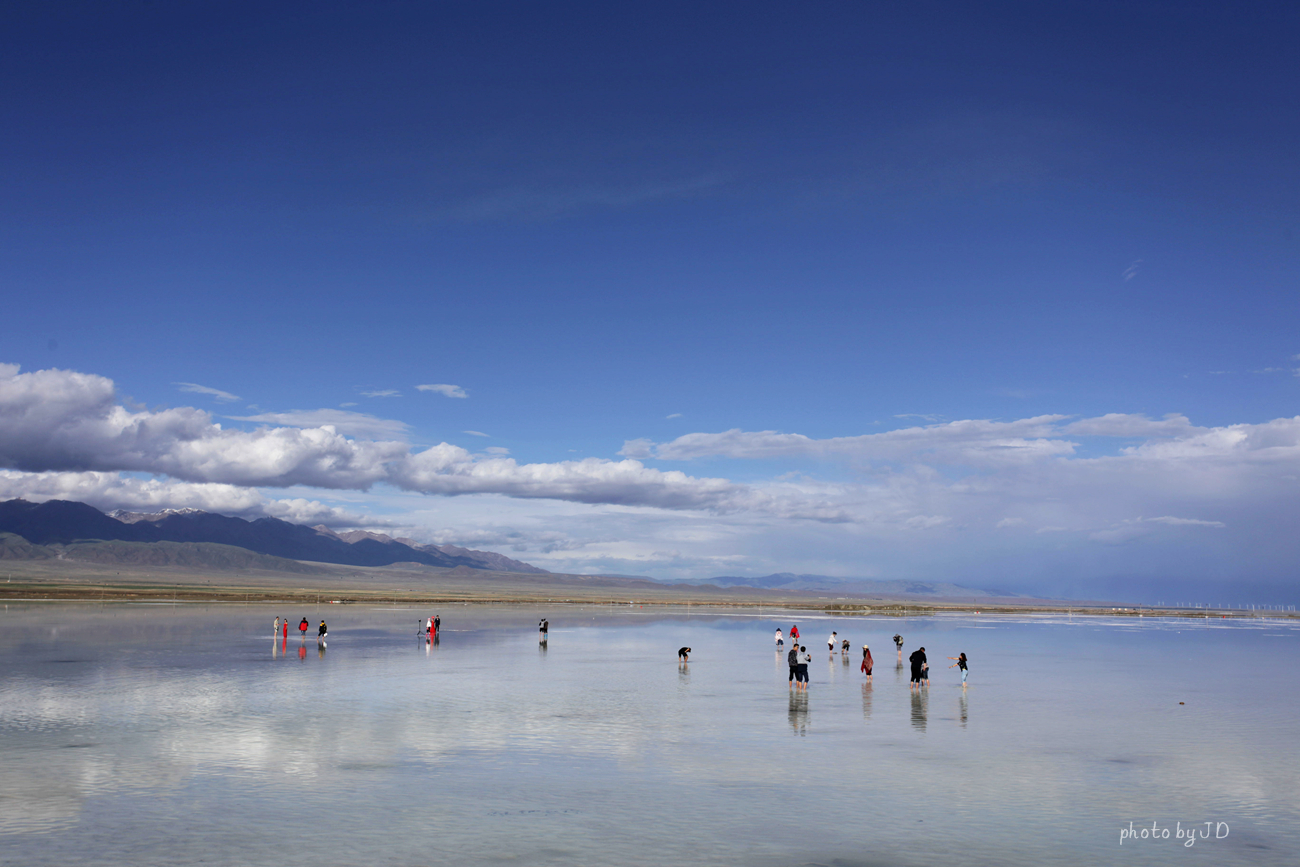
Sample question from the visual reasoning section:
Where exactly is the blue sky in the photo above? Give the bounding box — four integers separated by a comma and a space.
2, 1, 1298, 602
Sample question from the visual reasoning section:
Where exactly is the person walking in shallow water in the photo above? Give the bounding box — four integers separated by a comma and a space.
948, 652, 969, 684
861, 645, 873, 681
318, 620, 327, 639
894, 634, 904, 660
908, 646, 927, 689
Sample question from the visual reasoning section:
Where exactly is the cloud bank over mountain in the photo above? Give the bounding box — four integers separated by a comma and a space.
4, 362, 1300, 600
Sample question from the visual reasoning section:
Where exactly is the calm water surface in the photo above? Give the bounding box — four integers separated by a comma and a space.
1, 603, 1297, 866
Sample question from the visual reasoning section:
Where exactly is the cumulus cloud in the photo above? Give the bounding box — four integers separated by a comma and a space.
392, 444, 741, 510
174, 382, 241, 402
629, 416, 1075, 465
227, 409, 410, 440
0, 365, 748, 514
416, 383, 467, 398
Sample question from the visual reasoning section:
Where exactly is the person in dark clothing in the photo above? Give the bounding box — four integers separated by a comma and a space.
788, 646, 799, 685
318, 620, 327, 639
795, 646, 811, 690
948, 652, 969, 684
539, 618, 548, 641
894, 633, 904, 660
678, 646, 691, 661
908, 647, 927, 689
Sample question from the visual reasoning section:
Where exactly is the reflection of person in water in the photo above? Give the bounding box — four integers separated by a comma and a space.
678, 646, 691, 661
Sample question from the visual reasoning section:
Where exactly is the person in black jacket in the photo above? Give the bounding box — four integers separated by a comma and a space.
908, 647, 927, 689
788, 645, 799, 686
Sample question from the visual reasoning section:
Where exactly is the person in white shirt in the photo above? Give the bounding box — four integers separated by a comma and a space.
828, 631, 838, 652
796, 646, 812, 690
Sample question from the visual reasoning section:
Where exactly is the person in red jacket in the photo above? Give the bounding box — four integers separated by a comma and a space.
299, 617, 309, 637
860, 645, 873, 681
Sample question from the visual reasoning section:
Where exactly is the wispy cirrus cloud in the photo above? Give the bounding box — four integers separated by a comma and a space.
417, 383, 467, 398
361, 389, 401, 398
174, 382, 240, 402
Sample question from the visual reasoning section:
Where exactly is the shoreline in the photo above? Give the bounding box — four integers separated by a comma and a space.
1, 579, 1293, 619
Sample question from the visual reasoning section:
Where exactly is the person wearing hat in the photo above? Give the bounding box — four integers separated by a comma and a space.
860, 644, 873, 680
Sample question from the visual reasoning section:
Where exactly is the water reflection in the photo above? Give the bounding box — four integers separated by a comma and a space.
861, 682, 872, 724
788, 691, 809, 737
957, 690, 968, 729
910, 688, 928, 732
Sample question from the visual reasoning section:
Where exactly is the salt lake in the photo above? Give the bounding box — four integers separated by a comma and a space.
1, 603, 1297, 866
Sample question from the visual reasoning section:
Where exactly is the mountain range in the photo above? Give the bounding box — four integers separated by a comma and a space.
0, 499, 547, 574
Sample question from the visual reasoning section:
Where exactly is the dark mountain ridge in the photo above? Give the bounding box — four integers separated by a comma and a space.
0, 499, 546, 573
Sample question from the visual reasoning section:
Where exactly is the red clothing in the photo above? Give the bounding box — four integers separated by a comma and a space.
861, 649, 873, 675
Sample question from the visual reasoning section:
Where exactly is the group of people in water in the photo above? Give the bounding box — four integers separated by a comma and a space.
776, 626, 968, 689
273, 616, 327, 640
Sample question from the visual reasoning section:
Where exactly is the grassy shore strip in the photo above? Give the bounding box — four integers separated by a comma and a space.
0, 581, 1295, 619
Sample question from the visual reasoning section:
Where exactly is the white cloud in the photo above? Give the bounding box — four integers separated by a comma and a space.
360, 389, 401, 398
228, 409, 410, 440
484, 446, 510, 455
666, 413, 683, 419
996, 517, 1026, 528
340, 402, 358, 407
0, 470, 386, 528
0, 365, 752, 514
630, 415, 1074, 465
416, 383, 467, 398
1144, 515, 1225, 528
1122, 259, 1142, 281
463, 430, 490, 437
174, 382, 241, 402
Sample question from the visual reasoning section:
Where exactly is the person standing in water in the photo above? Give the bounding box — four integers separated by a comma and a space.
282, 618, 289, 640
828, 631, 838, 653
775, 628, 783, 648
894, 633, 904, 660
788, 644, 799, 686
434, 614, 441, 634
273, 616, 281, 636
539, 618, 548, 641
861, 645, 873, 680
947, 652, 969, 684
678, 646, 691, 661
318, 620, 327, 639
299, 617, 309, 638
796, 646, 811, 690
790, 624, 800, 643
908, 646, 927, 689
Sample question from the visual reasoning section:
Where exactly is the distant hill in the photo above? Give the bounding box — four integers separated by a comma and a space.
0, 499, 547, 574
702, 572, 1003, 597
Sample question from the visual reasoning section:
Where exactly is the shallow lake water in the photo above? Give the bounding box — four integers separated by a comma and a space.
1, 603, 1297, 866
